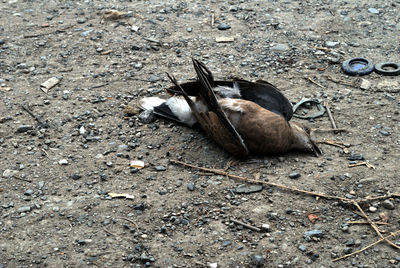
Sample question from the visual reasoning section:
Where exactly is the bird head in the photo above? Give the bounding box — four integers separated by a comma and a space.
289, 122, 322, 156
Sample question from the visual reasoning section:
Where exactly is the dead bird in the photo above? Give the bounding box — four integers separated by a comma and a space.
139, 59, 321, 158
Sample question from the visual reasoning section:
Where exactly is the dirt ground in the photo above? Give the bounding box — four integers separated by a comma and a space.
1, 0, 400, 267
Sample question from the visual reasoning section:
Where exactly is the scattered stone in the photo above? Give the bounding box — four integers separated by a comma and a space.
347, 153, 364, 161
270, 43, 290, 51
77, 18, 87, 24
217, 23, 231, 30
345, 239, 355, 246
222, 240, 232, 247
260, 223, 271, 232
186, 27, 192, 33
343, 247, 352, 254
18, 206, 31, 213
24, 189, 34, 196
209, 263, 218, 268
360, 79, 371, 90
71, 173, 82, 180
250, 255, 264, 266
3, 169, 18, 178
149, 75, 160, 82
382, 200, 395, 210
325, 41, 339, 48
139, 109, 154, 124
154, 165, 166, 171
304, 230, 324, 240
234, 184, 263, 194
368, 8, 379, 14
298, 245, 307, 252
369, 206, 377, 212
59, 159, 68, 165
187, 183, 194, 191
289, 172, 301, 179
16, 125, 33, 133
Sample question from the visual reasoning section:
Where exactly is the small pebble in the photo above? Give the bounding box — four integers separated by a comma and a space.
234, 185, 263, 194
139, 109, 154, 124
187, 183, 194, 191
222, 240, 232, 247
24, 189, 34, 196
77, 18, 87, 24
289, 172, 301, 179
343, 247, 352, 254
186, 27, 192, 32
368, 8, 379, 14
217, 23, 231, 30
325, 41, 339, 48
382, 200, 395, 210
154, 166, 166, 171
59, 159, 68, 165
250, 255, 264, 266
18, 206, 31, 213
304, 230, 324, 240
16, 125, 33, 133
298, 245, 307, 252
3, 169, 18, 178
369, 206, 377, 212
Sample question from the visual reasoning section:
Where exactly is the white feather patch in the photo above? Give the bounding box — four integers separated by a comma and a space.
138, 97, 166, 110
214, 82, 241, 98
166, 97, 198, 126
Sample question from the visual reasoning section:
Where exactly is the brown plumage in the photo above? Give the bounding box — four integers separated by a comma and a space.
141, 58, 321, 158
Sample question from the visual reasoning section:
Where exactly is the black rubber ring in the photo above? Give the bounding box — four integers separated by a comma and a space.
374, 62, 400, 76
341, 57, 374, 76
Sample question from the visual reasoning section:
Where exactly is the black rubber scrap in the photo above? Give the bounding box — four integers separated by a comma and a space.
341, 57, 374, 76
374, 62, 400, 76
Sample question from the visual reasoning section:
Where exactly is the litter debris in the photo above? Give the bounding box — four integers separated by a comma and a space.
40, 77, 61, 93
108, 193, 135, 200
342, 57, 374, 76
103, 10, 129, 21
0, 86, 11, 92
292, 98, 326, 119
216, 36, 234, 43
130, 160, 145, 169
360, 78, 371, 90
131, 25, 139, 32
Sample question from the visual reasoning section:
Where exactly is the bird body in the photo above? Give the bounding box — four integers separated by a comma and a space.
138, 59, 321, 157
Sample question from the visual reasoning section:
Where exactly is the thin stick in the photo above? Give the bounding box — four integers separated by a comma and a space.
103, 228, 116, 236
211, 13, 215, 26
364, 193, 400, 201
317, 140, 346, 149
21, 104, 47, 126
311, 46, 330, 51
312, 128, 348, 133
117, 217, 139, 230
231, 218, 261, 232
347, 221, 388, 225
348, 162, 376, 169
170, 160, 351, 202
13, 175, 32, 183
333, 230, 400, 261
323, 101, 337, 130
352, 201, 400, 249
304, 77, 326, 89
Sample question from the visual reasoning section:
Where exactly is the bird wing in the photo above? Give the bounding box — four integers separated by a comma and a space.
232, 79, 294, 121
166, 79, 293, 121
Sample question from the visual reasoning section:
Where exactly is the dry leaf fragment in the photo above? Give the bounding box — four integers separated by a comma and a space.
103, 10, 128, 20
307, 213, 320, 224
108, 193, 135, 200
379, 212, 389, 223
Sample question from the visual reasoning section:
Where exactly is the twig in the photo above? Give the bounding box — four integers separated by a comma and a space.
143, 37, 160, 44
348, 162, 375, 169
117, 217, 139, 230
91, 83, 109, 89
21, 105, 48, 128
231, 218, 261, 232
13, 175, 32, 183
304, 77, 326, 89
103, 228, 116, 236
312, 128, 348, 133
347, 221, 388, 225
364, 193, 400, 201
170, 159, 351, 202
326, 75, 357, 88
323, 101, 338, 131
352, 201, 400, 249
316, 139, 346, 149
311, 46, 330, 51
23, 24, 75, 38
333, 230, 400, 261
211, 13, 215, 26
